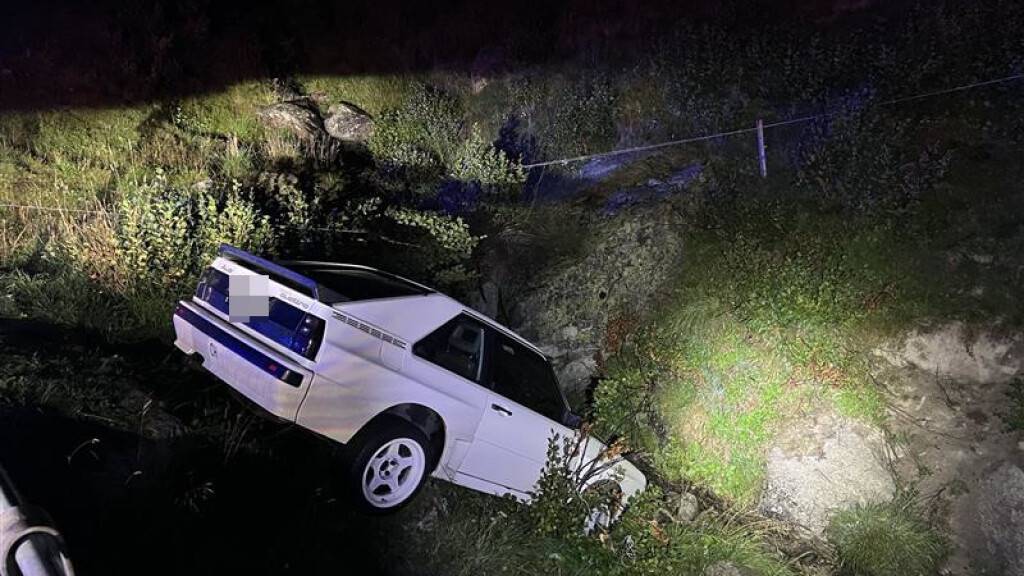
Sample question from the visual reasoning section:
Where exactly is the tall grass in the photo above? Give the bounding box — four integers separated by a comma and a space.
828, 498, 945, 576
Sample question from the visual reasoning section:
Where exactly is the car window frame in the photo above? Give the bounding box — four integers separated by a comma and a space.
483, 326, 569, 424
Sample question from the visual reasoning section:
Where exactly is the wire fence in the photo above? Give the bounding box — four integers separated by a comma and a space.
1, 72, 1022, 217
520, 72, 1024, 170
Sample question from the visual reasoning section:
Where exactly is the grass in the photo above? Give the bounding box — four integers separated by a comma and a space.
406, 482, 796, 576
299, 75, 417, 117
593, 187, 972, 504
827, 498, 946, 576
174, 81, 276, 142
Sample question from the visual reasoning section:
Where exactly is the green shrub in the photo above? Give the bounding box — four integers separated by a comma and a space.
828, 499, 945, 576
591, 370, 663, 455
12, 173, 274, 339
384, 206, 481, 288
370, 84, 464, 172
114, 174, 273, 294
369, 83, 523, 198
507, 73, 617, 159
448, 126, 525, 195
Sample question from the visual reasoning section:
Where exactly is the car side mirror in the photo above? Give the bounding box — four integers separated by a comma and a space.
563, 411, 583, 429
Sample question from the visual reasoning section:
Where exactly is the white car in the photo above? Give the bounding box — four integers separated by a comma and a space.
172, 245, 646, 513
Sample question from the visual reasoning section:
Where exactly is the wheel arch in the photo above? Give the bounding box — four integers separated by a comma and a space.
354, 403, 447, 471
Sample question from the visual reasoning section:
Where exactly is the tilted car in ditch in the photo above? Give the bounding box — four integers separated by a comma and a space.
172, 245, 646, 513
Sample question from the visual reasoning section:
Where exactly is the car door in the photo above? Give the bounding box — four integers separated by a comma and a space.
457, 329, 573, 497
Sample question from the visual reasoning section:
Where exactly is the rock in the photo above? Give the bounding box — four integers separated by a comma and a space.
556, 356, 598, 401
675, 491, 700, 523
476, 281, 500, 319
258, 99, 325, 142
759, 412, 895, 535
975, 463, 1024, 575
323, 101, 374, 142
511, 204, 686, 397
885, 322, 1024, 384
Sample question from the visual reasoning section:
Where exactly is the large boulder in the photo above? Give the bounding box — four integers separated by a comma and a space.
759, 412, 895, 535
257, 98, 325, 143
323, 102, 374, 142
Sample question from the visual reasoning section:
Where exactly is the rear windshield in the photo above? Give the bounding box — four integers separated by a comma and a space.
284, 265, 431, 303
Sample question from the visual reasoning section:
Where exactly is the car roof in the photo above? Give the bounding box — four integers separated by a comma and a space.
330, 288, 547, 358
276, 260, 435, 303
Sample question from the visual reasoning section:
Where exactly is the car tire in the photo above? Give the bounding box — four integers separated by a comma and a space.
345, 418, 432, 514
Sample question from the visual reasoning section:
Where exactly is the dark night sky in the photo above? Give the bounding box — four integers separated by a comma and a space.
0, 0, 889, 111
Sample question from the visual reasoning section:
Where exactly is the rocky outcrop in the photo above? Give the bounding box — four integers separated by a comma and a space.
323, 102, 373, 142
498, 202, 687, 400
759, 412, 895, 535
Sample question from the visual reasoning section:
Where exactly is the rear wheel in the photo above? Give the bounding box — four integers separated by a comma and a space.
346, 419, 431, 513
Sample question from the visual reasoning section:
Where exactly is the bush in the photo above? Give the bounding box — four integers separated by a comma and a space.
370, 83, 523, 198
369, 84, 464, 173
114, 174, 274, 295
14, 173, 275, 339
828, 498, 945, 576
507, 72, 617, 159
448, 126, 525, 196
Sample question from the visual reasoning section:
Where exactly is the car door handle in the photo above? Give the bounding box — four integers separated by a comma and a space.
491, 403, 513, 416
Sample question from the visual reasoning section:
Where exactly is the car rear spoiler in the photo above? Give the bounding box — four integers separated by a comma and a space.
217, 244, 321, 299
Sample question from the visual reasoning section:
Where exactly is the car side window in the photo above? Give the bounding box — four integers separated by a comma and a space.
413, 315, 485, 382
490, 334, 565, 422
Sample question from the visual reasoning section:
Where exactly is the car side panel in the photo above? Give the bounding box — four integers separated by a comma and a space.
295, 317, 489, 477
457, 392, 572, 498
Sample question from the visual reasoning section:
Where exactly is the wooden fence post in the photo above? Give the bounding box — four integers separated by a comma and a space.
756, 119, 767, 178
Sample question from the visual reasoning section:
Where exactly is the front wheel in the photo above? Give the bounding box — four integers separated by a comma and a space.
346, 419, 431, 513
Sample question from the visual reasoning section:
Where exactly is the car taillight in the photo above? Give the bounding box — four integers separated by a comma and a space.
289, 314, 325, 360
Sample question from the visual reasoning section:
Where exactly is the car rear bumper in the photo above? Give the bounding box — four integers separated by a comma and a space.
173, 301, 311, 421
